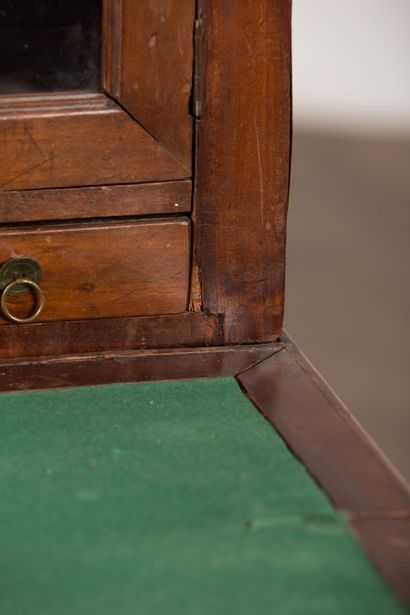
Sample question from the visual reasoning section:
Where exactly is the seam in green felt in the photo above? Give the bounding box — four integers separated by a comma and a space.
0, 378, 405, 615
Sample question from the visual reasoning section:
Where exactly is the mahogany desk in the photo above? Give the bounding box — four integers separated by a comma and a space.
0, 1, 408, 609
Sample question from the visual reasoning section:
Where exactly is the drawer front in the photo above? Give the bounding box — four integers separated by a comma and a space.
0, 218, 190, 325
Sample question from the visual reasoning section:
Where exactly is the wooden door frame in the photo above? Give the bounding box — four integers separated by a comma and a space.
0, 0, 194, 194
1, 0, 292, 360
103, 0, 194, 170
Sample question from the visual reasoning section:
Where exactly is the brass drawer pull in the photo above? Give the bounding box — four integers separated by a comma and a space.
1, 278, 46, 324
0, 258, 45, 324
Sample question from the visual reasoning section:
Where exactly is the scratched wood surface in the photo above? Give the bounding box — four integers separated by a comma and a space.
0, 94, 189, 190
103, 0, 195, 170
0, 312, 221, 361
0, 218, 190, 325
239, 341, 410, 514
0, 180, 192, 223
193, 0, 291, 343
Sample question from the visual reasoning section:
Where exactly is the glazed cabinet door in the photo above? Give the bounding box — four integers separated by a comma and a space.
0, 0, 194, 196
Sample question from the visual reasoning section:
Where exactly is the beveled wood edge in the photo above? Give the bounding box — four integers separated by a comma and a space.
0, 342, 285, 394
238, 334, 410, 607
238, 335, 410, 511
349, 517, 410, 608
102, 0, 122, 97
0, 92, 113, 118
0, 215, 190, 236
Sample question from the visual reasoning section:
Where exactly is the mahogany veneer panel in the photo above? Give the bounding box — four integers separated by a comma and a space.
0, 218, 190, 325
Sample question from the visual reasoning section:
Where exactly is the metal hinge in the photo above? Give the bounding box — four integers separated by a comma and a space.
192, 2, 204, 119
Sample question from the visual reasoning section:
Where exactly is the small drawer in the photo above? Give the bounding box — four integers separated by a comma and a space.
0, 218, 190, 325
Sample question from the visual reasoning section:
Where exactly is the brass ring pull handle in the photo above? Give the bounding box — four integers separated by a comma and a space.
1, 278, 46, 324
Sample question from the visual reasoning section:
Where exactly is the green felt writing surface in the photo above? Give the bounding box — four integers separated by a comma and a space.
0, 379, 405, 614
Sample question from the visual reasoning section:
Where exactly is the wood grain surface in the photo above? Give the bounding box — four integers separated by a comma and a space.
0, 343, 284, 393
0, 180, 192, 223
238, 339, 410, 513
0, 218, 190, 325
103, 0, 194, 170
0, 312, 221, 361
0, 2, 293, 357
193, 0, 291, 343
0, 94, 189, 190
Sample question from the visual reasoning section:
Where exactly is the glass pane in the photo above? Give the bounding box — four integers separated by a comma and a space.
0, 0, 101, 94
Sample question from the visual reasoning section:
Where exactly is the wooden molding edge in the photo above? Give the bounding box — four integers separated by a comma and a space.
0, 94, 190, 191
0, 180, 192, 224
237, 335, 410, 607
102, 0, 194, 170
0, 342, 285, 394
